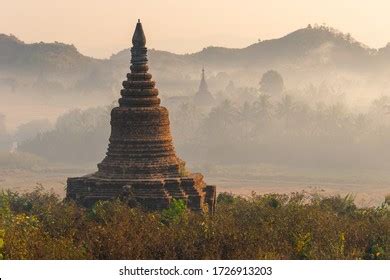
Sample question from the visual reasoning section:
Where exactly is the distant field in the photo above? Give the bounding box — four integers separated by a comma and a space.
201, 164, 390, 206
0, 168, 87, 196
1, 163, 389, 206
0, 91, 110, 131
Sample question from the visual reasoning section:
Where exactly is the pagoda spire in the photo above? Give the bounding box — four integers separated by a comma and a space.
194, 67, 215, 106
132, 20, 146, 47
119, 20, 160, 108
130, 19, 147, 68
198, 66, 209, 92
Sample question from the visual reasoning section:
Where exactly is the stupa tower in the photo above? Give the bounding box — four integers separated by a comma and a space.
67, 20, 216, 212
96, 20, 180, 180
194, 67, 215, 106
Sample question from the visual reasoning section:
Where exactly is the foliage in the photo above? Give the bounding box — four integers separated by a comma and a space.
216, 192, 235, 204
385, 194, 390, 206
14, 83, 390, 171
259, 70, 284, 96
0, 229, 4, 260
14, 119, 52, 143
173, 92, 390, 169
161, 199, 187, 225
0, 189, 388, 260
18, 105, 112, 163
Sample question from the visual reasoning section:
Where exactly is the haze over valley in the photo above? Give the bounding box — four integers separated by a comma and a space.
1, 24, 390, 205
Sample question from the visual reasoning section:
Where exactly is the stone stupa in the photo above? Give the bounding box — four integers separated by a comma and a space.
67, 20, 216, 213
193, 67, 215, 106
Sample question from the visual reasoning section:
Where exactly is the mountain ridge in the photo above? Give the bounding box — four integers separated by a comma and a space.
1, 25, 390, 96
2, 24, 384, 59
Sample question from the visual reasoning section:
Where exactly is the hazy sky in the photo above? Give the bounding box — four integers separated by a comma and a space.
2, 0, 390, 58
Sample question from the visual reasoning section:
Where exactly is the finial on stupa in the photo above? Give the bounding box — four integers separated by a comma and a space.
130, 20, 148, 69
132, 19, 146, 47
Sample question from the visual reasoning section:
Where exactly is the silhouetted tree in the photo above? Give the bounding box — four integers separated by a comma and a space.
18, 105, 112, 163
255, 94, 273, 120
15, 119, 53, 143
259, 70, 284, 96
0, 113, 6, 135
202, 100, 238, 142
0, 113, 12, 151
276, 95, 296, 128
238, 102, 257, 138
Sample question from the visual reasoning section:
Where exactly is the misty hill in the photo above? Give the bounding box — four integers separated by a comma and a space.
0, 34, 116, 96
112, 25, 380, 70
109, 25, 390, 96
1, 25, 390, 97
0, 34, 101, 75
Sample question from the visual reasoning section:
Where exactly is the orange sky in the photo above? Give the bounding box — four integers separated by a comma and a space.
2, 0, 390, 58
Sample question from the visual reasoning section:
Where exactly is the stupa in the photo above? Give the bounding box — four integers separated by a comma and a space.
67, 20, 216, 213
193, 67, 215, 106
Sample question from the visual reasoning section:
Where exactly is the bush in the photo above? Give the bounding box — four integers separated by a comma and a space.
161, 199, 187, 225
0, 189, 388, 260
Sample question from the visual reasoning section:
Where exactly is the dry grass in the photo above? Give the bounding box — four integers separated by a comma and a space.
0, 188, 389, 260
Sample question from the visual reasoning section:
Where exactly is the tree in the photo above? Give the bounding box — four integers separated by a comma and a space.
202, 99, 239, 141
214, 100, 238, 128
15, 119, 52, 142
0, 114, 6, 136
238, 102, 257, 138
0, 113, 12, 151
255, 94, 273, 120
276, 95, 296, 129
18, 106, 111, 163
171, 102, 202, 143
259, 70, 284, 96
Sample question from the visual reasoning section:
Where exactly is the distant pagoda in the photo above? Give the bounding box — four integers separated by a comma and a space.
67, 20, 216, 213
194, 67, 215, 106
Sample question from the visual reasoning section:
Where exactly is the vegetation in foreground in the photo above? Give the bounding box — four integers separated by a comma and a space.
0, 188, 389, 260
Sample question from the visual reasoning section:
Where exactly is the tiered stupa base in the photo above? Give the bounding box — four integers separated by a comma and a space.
67, 173, 216, 212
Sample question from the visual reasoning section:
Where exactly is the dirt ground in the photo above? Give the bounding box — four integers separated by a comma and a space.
1, 165, 389, 207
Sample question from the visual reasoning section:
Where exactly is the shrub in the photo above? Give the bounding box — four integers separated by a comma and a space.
0, 229, 4, 260
0, 190, 388, 260
161, 199, 187, 225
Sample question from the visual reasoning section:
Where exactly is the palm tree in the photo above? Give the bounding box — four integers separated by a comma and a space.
203, 99, 238, 139
255, 94, 273, 120
370, 96, 390, 115
171, 102, 203, 143
238, 102, 257, 139
276, 95, 296, 129
325, 103, 349, 131
353, 113, 369, 138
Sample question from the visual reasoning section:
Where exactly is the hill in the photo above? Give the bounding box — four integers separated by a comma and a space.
1, 25, 390, 97
110, 25, 378, 70
0, 34, 100, 75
